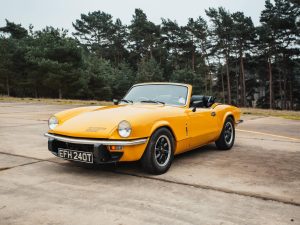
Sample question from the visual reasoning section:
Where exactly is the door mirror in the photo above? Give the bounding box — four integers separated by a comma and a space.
113, 99, 119, 105
192, 100, 204, 112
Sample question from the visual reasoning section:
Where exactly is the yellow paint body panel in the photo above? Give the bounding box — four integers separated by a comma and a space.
48, 83, 241, 162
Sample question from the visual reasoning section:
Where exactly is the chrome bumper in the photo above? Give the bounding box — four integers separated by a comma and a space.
235, 120, 243, 125
44, 133, 147, 146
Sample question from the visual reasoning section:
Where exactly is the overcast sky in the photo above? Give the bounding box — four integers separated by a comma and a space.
0, 0, 267, 32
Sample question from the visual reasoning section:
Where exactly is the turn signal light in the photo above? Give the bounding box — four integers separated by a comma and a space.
109, 145, 123, 150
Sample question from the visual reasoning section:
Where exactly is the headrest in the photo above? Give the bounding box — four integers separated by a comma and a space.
190, 95, 204, 103
190, 95, 216, 108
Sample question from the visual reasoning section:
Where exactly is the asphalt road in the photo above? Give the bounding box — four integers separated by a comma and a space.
0, 102, 299, 225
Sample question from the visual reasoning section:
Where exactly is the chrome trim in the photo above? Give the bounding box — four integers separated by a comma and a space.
235, 120, 243, 124
44, 133, 147, 146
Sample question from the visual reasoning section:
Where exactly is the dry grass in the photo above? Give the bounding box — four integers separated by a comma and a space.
241, 108, 300, 120
1, 96, 299, 120
0, 96, 112, 106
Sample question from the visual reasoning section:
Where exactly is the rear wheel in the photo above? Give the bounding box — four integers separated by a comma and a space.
215, 117, 235, 150
141, 128, 175, 174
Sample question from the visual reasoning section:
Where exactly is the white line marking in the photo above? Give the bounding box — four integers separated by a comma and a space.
236, 129, 300, 142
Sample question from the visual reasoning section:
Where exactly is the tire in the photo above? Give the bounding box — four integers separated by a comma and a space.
141, 127, 175, 175
215, 117, 235, 150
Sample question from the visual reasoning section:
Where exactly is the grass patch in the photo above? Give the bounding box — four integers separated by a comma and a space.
0, 96, 112, 106
1, 96, 299, 120
241, 108, 300, 120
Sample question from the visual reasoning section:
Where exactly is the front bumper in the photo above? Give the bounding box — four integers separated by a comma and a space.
45, 133, 148, 163
235, 120, 243, 125
44, 133, 147, 146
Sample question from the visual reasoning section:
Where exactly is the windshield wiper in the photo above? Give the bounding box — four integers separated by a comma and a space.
140, 100, 165, 105
119, 99, 133, 103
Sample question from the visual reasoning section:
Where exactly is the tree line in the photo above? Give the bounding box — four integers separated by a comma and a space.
0, 0, 299, 109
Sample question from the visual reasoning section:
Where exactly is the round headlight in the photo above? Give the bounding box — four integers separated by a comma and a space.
118, 120, 131, 138
48, 116, 58, 130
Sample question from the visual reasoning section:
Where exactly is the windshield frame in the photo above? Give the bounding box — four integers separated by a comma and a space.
123, 83, 191, 107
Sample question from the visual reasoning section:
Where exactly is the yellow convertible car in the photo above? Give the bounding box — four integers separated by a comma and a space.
45, 83, 242, 174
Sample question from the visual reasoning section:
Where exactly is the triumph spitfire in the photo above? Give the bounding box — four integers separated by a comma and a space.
45, 83, 242, 174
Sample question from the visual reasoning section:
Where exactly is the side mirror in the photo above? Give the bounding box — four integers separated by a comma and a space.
113, 99, 119, 105
192, 100, 203, 112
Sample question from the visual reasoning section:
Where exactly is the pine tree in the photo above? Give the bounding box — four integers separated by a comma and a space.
231, 12, 256, 106
136, 58, 163, 82
72, 11, 115, 59
128, 8, 160, 69
186, 17, 212, 94
206, 7, 234, 104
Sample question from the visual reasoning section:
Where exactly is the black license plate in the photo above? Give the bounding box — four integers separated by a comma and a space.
58, 148, 93, 163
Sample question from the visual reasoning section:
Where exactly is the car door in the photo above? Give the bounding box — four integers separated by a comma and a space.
187, 107, 219, 149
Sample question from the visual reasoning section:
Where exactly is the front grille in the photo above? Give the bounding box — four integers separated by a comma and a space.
67, 143, 94, 152
51, 140, 94, 153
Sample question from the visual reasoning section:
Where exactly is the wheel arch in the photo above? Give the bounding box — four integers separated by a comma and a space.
222, 112, 235, 126
150, 121, 177, 142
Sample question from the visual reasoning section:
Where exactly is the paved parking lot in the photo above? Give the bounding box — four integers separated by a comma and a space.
0, 102, 299, 225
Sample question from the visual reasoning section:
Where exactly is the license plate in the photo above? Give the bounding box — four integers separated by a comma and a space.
58, 148, 93, 163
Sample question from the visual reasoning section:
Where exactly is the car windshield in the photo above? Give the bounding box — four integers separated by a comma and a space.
123, 84, 188, 106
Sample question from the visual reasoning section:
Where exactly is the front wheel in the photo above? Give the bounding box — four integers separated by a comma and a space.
141, 128, 175, 174
215, 117, 235, 150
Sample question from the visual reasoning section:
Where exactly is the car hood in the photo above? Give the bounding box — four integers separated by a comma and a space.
51, 104, 182, 139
